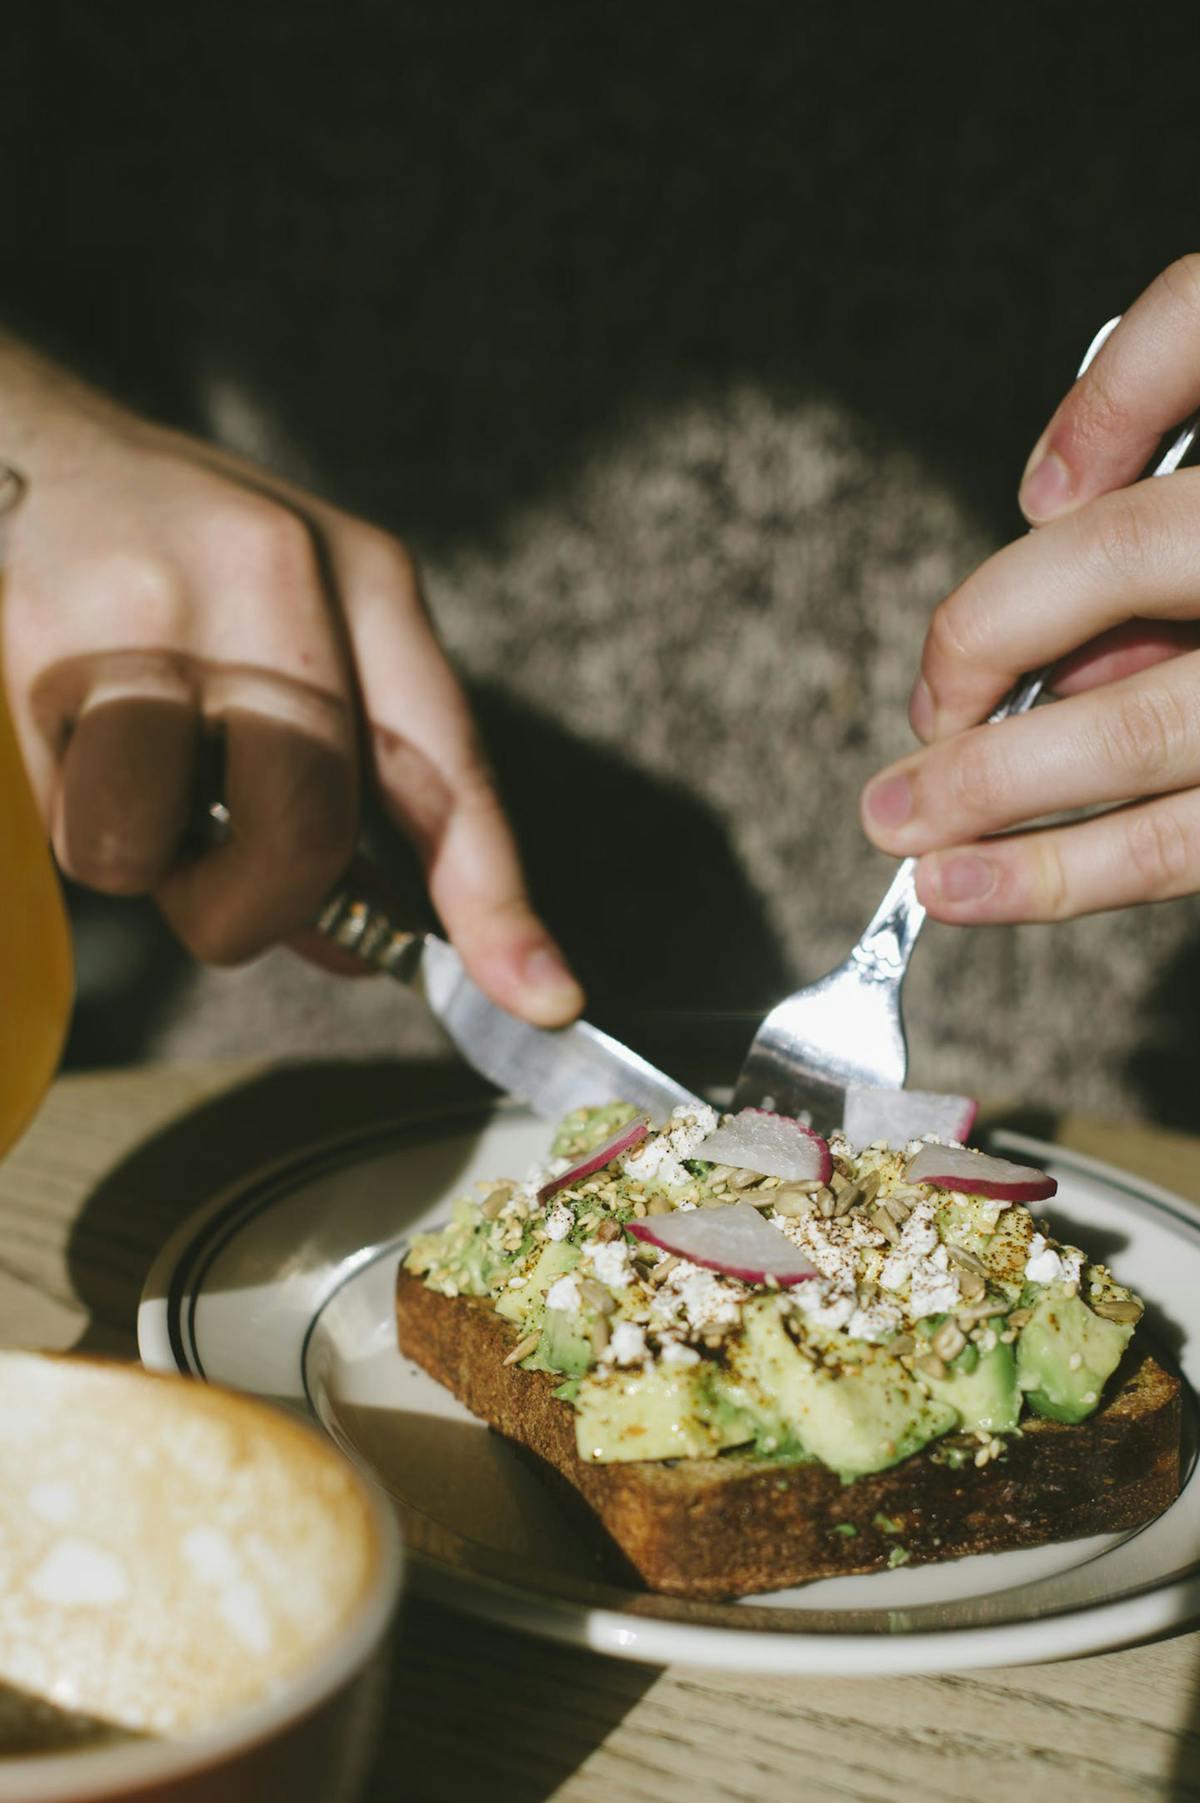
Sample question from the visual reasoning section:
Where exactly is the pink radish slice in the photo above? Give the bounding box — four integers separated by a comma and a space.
629, 1202, 819, 1286
539, 1116, 650, 1202
905, 1143, 1056, 1203
843, 1086, 978, 1150
694, 1110, 832, 1183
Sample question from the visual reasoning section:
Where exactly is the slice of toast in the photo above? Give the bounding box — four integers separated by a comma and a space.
395, 1266, 1183, 1599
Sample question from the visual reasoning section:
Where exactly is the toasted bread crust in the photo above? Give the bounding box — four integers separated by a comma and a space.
395, 1266, 1182, 1598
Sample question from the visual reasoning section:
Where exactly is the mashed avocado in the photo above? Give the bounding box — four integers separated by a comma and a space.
403, 1104, 1144, 1479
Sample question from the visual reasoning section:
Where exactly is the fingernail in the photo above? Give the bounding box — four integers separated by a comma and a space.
864, 772, 914, 830
908, 676, 935, 738
1019, 447, 1071, 521
933, 854, 996, 903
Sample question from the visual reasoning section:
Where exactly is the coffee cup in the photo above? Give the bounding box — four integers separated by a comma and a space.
0, 1352, 401, 1801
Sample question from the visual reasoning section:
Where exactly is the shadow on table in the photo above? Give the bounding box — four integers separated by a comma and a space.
64, 1059, 505, 1351
369, 1596, 658, 1803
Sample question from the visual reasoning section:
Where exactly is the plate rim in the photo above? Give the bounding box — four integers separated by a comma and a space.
138, 1109, 1200, 1674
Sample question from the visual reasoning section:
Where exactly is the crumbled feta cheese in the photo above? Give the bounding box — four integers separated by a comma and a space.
1024, 1232, 1082, 1287
544, 1203, 574, 1242
659, 1338, 701, 1367
622, 1103, 718, 1191
877, 1200, 962, 1318
545, 1274, 581, 1314
608, 1320, 647, 1366
789, 1278, 902, 1343
648, 1260, 742, 1336
588, 1239, 632, 1289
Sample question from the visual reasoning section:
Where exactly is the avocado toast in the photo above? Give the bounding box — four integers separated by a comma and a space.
396, 1103, 1181, 1598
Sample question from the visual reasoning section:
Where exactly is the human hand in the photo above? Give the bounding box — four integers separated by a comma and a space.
0, 340, 584, 1025
860, 257, 1200, 923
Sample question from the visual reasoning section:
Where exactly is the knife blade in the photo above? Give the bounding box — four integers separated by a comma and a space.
315, 878, 702, 1123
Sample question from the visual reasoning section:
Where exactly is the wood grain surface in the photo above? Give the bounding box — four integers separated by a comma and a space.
4, 1061, 1200, 1801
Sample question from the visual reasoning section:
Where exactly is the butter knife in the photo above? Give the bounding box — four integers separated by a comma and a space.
314, 870, 701, 1124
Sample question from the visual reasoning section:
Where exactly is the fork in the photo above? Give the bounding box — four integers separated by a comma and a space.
732, 319, 1200, 1129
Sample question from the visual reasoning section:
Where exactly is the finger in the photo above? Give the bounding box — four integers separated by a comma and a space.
1019, 256, 1200, 523
913, 786, 1200, 924
156, 687, 357, 964
864, 652, 1200, 857
332, 531, 585, 1026
55, 688, 201, 893
1050, 621, 1200, 697
909, 468, 1200, 739
31, 651, 201, 892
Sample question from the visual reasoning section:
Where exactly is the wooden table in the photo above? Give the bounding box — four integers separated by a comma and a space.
6, 1058, 1200, 1802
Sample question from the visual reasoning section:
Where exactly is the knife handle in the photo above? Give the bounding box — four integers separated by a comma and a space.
314, 858, 429, 981
201, 799, 437, 981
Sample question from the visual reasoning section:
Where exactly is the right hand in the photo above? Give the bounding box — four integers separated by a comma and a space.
859, 257, 1200, 926
0, 344, 584, 1025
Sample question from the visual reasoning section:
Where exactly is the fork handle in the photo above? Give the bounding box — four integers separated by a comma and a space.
858, 316, 1199, 990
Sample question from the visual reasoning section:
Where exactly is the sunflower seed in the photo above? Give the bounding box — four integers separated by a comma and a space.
870, 1205, 900, 1244
931, 1320, 967, 1362
579, 1278, 616, 1315
1090, 1296, 1143, 1324
503, 1331, 541, 1366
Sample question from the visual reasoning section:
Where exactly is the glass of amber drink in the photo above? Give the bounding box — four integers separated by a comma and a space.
0, 466, 73, 1157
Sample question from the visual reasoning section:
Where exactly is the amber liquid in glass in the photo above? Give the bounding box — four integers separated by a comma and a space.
0, 591, 73, 1157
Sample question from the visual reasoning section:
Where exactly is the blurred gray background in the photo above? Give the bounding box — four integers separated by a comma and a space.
5, 4, 1199, 1123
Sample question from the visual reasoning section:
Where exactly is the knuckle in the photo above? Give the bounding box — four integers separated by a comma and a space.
1123, 806, 1193, 897
942, 731, 1010, 823
218, 503, 318, 592
1087, 490, 1156, 584
1101, 685, 1193, 790
74, 553, 188, 641
1072, 362, 1132, 449
1031, 838, 1072, 920
1158, 253, 1200, 320
925, 594, 986, 675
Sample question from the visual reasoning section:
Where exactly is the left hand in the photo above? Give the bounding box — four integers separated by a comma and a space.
859, 256, 1200, 923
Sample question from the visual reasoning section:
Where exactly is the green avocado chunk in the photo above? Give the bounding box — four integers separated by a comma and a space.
494, 1240, 579, 1333
920, 1337, 1020, 1435
575, 1364, 756, 1462
407, 1197, 508, 1297
1016, 1289, 1133, 1423
527, 1302, 594, 1377
736, 1300, 957, 1481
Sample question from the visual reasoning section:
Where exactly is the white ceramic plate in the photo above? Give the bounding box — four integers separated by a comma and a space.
139, 1104, 1200, 1675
